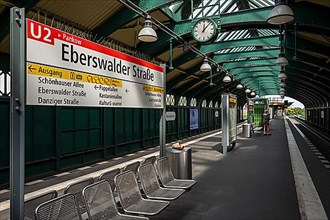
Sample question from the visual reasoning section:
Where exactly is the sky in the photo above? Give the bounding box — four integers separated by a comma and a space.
265, 95, 305, 108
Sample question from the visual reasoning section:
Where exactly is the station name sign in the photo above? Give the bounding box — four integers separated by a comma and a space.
26, 19, 164, 108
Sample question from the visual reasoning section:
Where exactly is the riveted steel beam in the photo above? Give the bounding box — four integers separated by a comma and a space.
286, 90, 314, 107
286, 82, 329, 106
228, 65, 280, 75
291, 81, 330, 99
290, 1, 330, 30
285, 70, 330, 89
166, 64, 208, 92
172, 73, 213, 96
139, 7, 273, 55
198, 82, 238, 101
286, 83, 325, 107
234, 71, 278, 77
161, 0, 198, 22
93, 0, 176, 37
286, 49, 329, 70
222, 58, 277, 69
230, 66, 280, 75
214, 48, 279, 63
171, 52, 200, 69
200, 35, 279, 54
286, 62, 330, 82
286, 33, 330, 58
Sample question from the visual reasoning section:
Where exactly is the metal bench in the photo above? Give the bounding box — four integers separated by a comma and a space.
64, 177, 94, 214
24, 190, 58, 220
35, 193, 82, 220
138, 163, 185, 200
115, 171, 170, 215
98, 168, 121, 191
122, 161, 141, 177
155, 157, 196, 189
142, 156, 156, 165
82, 180, 148, 220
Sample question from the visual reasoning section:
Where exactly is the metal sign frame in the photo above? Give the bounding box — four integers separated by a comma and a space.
9, 8, 167, 218
221, 93, 237, 154
26, 19, 164, 109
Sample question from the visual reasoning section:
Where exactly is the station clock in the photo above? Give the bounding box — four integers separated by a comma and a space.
192, 18, 218, 43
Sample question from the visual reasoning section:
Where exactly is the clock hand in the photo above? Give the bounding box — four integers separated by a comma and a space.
202, 23, 211, 32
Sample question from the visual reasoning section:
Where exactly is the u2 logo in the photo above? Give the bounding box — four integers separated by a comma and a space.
28, 21, 54, 44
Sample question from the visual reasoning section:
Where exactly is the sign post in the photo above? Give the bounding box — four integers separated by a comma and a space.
9, 15, 165, 217
159, 64, 166, 157
221, 93, 237, 154
10, 7, 25, 219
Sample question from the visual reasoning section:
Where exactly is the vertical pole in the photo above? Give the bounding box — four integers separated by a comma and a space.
10, 7, 25, 220
169, 38, 173, 70
191, 0, 194, 20
160, 63, 166, 157
209, 68, 213, 85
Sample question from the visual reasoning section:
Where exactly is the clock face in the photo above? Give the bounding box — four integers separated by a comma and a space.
192, 18, 217, 42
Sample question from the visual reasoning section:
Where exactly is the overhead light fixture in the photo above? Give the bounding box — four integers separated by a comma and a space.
250, 91, 256, 96
245, 88, 251, 93
275, 54, 289, 66
200, 58, 211, 72
267, 1, 294, 25
138, 15, 158, 42
280, 81, 286, 87
223, 74, 232, 83
236, 83, 243, 89
280, 91, 285, 95
256, 94, 260, 97
278, 70, 287, 79
280, 88, 285, 92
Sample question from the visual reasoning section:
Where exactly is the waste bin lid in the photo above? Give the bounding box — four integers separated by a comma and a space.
165, 146, 191, 153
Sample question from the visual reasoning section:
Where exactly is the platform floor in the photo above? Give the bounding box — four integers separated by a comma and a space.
1, 117, 329, 220
152, 117, 301, 220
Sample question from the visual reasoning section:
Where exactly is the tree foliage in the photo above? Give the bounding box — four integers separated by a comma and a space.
285, 107, 305, 118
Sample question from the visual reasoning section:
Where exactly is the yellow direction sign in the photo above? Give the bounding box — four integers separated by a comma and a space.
27, 62, 122, 88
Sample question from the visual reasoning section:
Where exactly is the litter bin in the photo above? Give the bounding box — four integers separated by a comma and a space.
165, 147, 192, 179
243, 123, 252, 138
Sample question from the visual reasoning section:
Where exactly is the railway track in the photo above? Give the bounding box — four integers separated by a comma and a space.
291, 116, 330, 170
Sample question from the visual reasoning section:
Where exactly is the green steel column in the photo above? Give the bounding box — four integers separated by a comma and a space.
169, 38, 173, 70
10, 7, 25, 219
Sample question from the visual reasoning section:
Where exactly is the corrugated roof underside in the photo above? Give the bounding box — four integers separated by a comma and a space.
36, 0, 123, 30
0, 35, 9, 54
